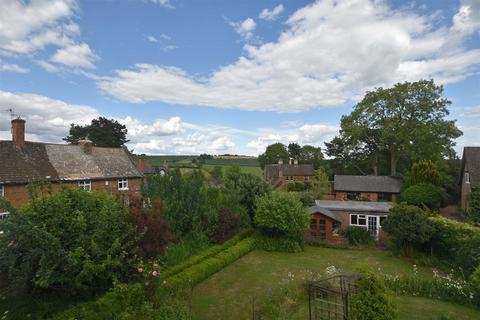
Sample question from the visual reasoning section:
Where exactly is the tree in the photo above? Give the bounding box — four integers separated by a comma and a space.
326, 80, 462, 176
0, 188, 137, 295
310, 167, 332, 199
258, 143, 289, 169
299, 145, 324, 169
288, 142, 302, 160
408, 160, 442, 186
382, 203, 433, 256
210, 165, 224, 181
468, 189, 480, 224
64, 117, 129, 147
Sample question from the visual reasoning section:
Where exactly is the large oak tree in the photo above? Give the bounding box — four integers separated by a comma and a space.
326, 80, 462, 176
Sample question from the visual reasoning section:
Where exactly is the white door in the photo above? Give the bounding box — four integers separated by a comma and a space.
367, 216, 378, 239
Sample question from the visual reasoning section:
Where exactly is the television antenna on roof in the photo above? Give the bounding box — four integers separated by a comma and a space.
4, 108, 18, 120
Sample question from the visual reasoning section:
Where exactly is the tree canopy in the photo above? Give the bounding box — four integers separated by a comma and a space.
326, 80, 462, 176
64, 117, 129, 147
258, 142, 325, 169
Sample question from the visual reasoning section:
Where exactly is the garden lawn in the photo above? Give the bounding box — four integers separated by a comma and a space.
191, 246, 478, 320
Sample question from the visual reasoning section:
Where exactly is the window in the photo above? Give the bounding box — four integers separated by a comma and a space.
379, 216, 387, 227
304, 176, 309, 181
332, 221, 341, 236
350, 214, 366, 226
0, 183, 4, 197
465, 172, 470, 184
78, 180, 91, 192
347, 192, 360, 200
318, 219, 326, 240
118, 178, 129, 190
378, 192, 392, 202
310, 219, 317, 237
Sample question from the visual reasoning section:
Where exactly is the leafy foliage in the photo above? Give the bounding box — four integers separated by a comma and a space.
0, 188, 137, 295
467, 189, 480, 224
470, 266, 480, 306
408, 160, 442, 186
326, 80, 462, 176
128, 197, 174, 258
343, 226, 373, 246
351, 273, 398, 320
213, 208, 241, 244
64, 117, 129, 147
400, 183, 445, 210
382, 204, 433, 256
258, 143, 289, 169
286, 181, 311, 192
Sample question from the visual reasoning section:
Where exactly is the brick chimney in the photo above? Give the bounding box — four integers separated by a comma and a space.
11, 118, 26, 147
138, 157, 145, 173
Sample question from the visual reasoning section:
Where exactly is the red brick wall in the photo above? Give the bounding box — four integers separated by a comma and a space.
3, 178, 142, 209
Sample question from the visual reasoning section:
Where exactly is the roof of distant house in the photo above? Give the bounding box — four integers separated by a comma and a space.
265, 163, 316, 179
461, 147, 480, 188
309, 205, 343, 222
315, 200, 393, 213
0, 141, 142, 184
334, 175, 402, 193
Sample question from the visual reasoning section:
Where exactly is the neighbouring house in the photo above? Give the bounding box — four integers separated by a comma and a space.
326, 175, 402, 203
0, 118, 143, 216
264, 159, 315, 188
308, 200, 393, 243
459, 147, 480, 211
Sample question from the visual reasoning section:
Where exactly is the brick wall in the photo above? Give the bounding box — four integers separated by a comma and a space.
3, 178, 142, 209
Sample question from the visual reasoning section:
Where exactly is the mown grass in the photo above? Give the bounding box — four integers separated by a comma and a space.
190, 246, 480, 320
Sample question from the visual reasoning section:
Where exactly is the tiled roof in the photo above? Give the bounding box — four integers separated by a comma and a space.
462, 147, 480, 188
334, 175, 402, 193
309, 205, 343, 222
0, 141, 142, 184
315, 200, 393, 213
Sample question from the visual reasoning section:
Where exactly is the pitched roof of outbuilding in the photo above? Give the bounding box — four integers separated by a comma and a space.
315, 200, 393, 214
309, 205, 343, 222
461, 147, 480, 188
334, 175, 402, 193
265, 164, 316, 179
0, 141, 142, 184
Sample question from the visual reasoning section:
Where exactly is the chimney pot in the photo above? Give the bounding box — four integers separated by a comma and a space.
11, 118, 26, 147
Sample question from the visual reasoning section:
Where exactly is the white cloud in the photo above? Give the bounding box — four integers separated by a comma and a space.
259, 4, 284, 21
146, 35, 159, 43
230, 18, 257, 40
99, 0, 480, 113
36, 60, 61, 72
0, 61, 29, 73
50, 42, 97, 68
150, 0, 174, 9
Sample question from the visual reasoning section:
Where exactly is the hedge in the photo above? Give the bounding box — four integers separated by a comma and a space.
160, 228, 253, 279
428, 216, 480, 275
156, 237, 257, 296
255, 233, 303, 252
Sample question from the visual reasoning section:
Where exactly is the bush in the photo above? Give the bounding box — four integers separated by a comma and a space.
400, 183, 445, 210
409, 160, 442, 186
298, 192, 315, 207
0, 188, 137, 295
213, 208, 240, 244
254, 192, 309, 249
343, 227, 373, 246
351, 273, 397, 320
255, 233, 303, 252
159, 231, 210, 268
470, 266, 480, 306
382, 204, 433, 257
468, 190, 480, 224
429, 216, 480, 275
287, 182, 308, 192
128, 198, 174, 258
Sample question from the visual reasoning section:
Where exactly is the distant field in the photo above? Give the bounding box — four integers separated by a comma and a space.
143, 156, 263, 177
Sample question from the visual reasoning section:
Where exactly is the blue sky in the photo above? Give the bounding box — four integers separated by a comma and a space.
0, 0, 479, 155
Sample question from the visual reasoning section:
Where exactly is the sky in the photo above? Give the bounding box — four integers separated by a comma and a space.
0, 0, 479, 156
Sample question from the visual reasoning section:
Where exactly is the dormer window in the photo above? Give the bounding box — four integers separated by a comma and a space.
465, 172, 470, 184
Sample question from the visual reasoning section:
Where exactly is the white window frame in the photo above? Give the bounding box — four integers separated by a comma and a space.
465, 172, 470, 184
349, 213, 387, 239
78, 180, 91, 192
118, 178, 129, 191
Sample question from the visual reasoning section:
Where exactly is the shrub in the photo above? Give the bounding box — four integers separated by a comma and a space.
254, 192, 309, 248
255, 233, 303, 252
350, 273, 397, 320
0, 188, 137, 295
298, 192, 315, 207
382, 204, 433, 257
468, 190, 480, 224
159, 231, 210, 268
470, 266, 480, 306
428, 216, 480, 275
400, 183, 445, 210
343, 226, 373, 246
409, 160, 442, 186
213, 208, 240, 244
128, 197, 174, 258
287, 182, 308, 192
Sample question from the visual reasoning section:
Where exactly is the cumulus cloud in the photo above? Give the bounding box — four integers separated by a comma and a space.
51, 42, 97, 68
259, 4, 284, 21
230, 18, 257, 40
151, 0, 175, 9
0, 61, 29, 73
0, 0, 96, 70
99, 0, 480, 113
